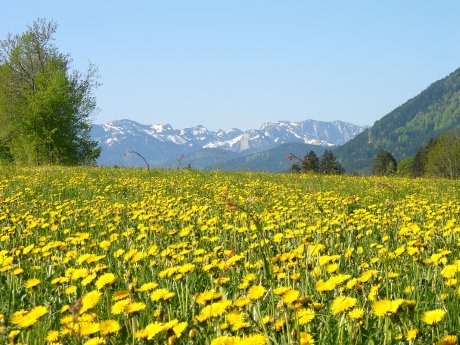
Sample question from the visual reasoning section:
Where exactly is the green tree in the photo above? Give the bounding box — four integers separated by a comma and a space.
411, 138, 435, 177
372, 149, 397, 176
0, 18, 100, 165
320, 149, 344, 175
425, 132, 460, 179
396, 157, 414, 177
301, 150, 320, 173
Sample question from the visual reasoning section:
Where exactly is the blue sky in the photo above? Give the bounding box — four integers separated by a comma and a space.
1, 1, 460, 130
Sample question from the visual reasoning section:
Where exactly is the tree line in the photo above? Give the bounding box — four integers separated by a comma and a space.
372, 131, 460, 179
0, 19, 100, 165
289, 149, 345, 175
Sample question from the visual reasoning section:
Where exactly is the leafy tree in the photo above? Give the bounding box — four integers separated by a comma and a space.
425, 132, 460, 179
320, 149, 344, 175
411, 138, 436, 177
372, 149, 397, 176
0, 18, 100, 165
301, 150, 320, 173
396, 157, 414, 177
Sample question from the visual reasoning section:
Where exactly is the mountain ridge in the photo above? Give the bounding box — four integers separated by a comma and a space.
91, 119, 364, 168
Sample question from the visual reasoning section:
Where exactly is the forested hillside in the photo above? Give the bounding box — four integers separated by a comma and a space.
335, 68, 460, 173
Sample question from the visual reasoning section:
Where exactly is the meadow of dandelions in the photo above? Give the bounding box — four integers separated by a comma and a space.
0, 167, 459, 345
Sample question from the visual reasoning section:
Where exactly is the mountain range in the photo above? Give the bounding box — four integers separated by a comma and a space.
92, 67, 460, 173
91, 119, 364, 169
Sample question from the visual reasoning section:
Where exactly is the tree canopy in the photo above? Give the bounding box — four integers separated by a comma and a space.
320, 149, 344, 175
0, 18, 100, 165
372, 149, 397, 176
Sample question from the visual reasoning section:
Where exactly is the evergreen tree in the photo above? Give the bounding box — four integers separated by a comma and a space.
301, 150, 320, 173
0, 19, 100, 165
372, 149, 397, 176
320, 150, 345, 175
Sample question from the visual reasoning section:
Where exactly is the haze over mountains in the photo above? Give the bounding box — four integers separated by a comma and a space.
91, 119, 364, 169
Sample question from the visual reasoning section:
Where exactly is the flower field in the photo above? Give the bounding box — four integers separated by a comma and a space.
0, 167, 459, 345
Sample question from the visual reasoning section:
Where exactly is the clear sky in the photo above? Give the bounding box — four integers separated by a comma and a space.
1, 1, 460, 130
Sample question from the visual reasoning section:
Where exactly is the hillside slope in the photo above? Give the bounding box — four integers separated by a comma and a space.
335, 68, 460, 173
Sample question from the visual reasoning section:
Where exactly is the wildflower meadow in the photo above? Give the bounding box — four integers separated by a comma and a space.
0, 167, 459, 345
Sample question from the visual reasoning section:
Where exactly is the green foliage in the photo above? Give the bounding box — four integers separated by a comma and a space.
335, 68, 460, 173
411, 138, 436, 177
0, 18, 100, 165
320, 149, 344, 175
425, 132, 460, 179
372, 149, 397, 176
301, 150, 320, 173
396, 157, 414, 177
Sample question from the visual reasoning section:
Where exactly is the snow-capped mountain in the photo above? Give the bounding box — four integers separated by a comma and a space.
91, 119, 364, 168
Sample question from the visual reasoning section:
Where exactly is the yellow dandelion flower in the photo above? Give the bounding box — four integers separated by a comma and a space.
95, 272, 117, 289
282, 289, 300, 304
315, 279, 336, 292
234, 297, 250, 307
136, 282, 158, 292
406, 328, 418, 341
348, 307, 364, 319
247, 285, 266, 300
80, 291, 102, 314
24, 278, 40, 289
173, 322, 187, 337
195, 289, 222, 305
125, 302, 146, 314
421, 309, 446, 325
296, 308, 315, 325
65, 286, 77, 295
331, 296, 357, 315
83, 337, 105, 345
100, 320, 121, 335
371, 299, 404, 317
79, 322, 100, 336
195, 300, 232, 322
112, 290, 130, 300
111, 298, 130, 314
150, 288, 175, 301
437, 335, 458, 345
237, 333, 267, 345
300, 332, 315, 345
211, 335, 237, 345
46, 330, 59, 342
145, 321, 165, 340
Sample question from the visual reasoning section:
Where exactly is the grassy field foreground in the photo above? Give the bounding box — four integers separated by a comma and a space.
0, 167, 459, 345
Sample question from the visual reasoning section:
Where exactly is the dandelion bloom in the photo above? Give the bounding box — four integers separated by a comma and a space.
300, 332, 315, 345
331, 296, 357, 315
406, 329, 418, 341
247, 285, 266, 300
348, 307, 364, 320
80, 291, 102, 314
100, 320, 121, 334
173, 322, 187, 337
296, 308, 315, 325
95, 272, 117, 289
24, 278, 40, 289
436, 335, 458, 345
46, 330, 59, 342
421, 309, 446, 325
125, 302, 146, 314
282, 289, 300, 304
111, 298, 130, 314
83, 337, 105, 345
